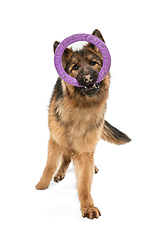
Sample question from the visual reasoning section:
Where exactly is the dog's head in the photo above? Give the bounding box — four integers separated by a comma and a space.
53, 29, 110, 102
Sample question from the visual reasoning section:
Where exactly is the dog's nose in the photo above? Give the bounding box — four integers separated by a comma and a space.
83, 74, 93, 83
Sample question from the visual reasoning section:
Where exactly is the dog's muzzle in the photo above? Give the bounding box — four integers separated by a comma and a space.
77, 70, 100, 96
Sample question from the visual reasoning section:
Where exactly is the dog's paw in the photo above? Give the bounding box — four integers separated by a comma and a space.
53, 172, 65, 183
35, 181, 49, 190
81, 206, 101, 219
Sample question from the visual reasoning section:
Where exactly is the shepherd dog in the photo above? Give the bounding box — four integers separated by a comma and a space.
35, 29, 131, 219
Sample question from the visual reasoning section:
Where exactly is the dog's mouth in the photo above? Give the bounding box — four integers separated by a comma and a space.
81, 83, 100, 96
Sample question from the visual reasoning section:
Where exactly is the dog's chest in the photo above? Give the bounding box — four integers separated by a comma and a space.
64, 107, 95, 134
60, 106, 103, 151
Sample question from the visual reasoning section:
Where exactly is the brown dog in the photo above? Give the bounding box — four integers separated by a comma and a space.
35, 29, 131, 219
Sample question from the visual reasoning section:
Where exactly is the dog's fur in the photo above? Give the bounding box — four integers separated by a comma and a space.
35, 29, 131, 219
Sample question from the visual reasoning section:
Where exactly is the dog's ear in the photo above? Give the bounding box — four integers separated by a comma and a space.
53, 41, 60, 54
91, 29, 105, 53
92, 29, 105, 43
53, 41, 73, 68
85, 29, 105, 54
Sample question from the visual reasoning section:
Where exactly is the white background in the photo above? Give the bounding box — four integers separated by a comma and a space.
0, 0, 164, 239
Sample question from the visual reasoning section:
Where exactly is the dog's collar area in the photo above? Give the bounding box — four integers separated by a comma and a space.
54, 33, 111, 87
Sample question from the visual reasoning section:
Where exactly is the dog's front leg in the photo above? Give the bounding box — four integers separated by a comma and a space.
74, 152, 101, 219
35, 138, 63, 190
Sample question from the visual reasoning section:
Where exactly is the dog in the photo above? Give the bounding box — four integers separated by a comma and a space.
35, 29, 131, 219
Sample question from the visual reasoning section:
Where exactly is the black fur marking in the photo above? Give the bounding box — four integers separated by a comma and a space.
50, 77, 63, 104
55, 78, 63, 102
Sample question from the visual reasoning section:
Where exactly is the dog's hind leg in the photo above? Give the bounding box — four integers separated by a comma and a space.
35, 138, 63, 190
54, 151, 71, 183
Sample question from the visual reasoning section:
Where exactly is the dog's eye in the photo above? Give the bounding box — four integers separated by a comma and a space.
72, 64, 78, 70
90, 61, 97, 66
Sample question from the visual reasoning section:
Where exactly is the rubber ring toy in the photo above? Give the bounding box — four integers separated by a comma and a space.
54, 33, 111, 87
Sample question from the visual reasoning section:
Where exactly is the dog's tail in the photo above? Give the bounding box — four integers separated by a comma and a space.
101, 120, 131, 145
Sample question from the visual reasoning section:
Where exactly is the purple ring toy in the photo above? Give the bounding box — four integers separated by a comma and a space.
54, 33, 111, 87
